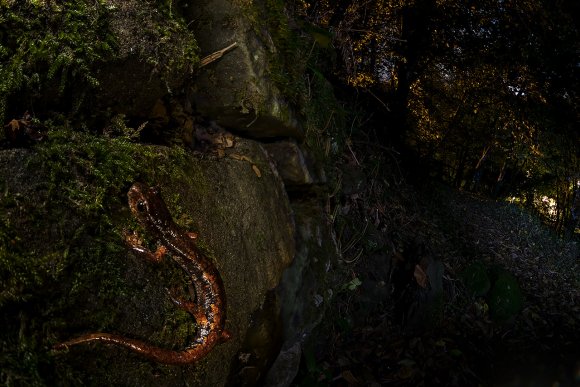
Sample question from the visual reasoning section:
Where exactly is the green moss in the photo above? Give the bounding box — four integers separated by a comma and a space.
0, 0, 117, 122
114, 0, 199, 81
255, 0, 308, 105
237, 0, 308, 109
1, 121, 163, 297
0, 1, 199, 123
0, 3, 309, 383
238, 0, 348, 170
30, 120, 189, 216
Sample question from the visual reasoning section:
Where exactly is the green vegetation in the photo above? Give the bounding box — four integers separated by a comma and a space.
460, 262, 523, 322
106, 0, 199, 81
0, 0, 116, 122
302, 68, 347, 154
488, 267, 523, 322
0, 0, 199, 124
244, 0, 309, 108
0, 119, 153, 307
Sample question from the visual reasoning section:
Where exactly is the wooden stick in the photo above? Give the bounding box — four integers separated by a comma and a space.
199, 42, 238, 67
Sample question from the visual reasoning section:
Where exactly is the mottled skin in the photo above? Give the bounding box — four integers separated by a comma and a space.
54, 183, 230, 364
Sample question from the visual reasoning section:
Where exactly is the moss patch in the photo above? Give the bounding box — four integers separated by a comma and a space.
0, 1, 117, 122
107, 0, 199, 82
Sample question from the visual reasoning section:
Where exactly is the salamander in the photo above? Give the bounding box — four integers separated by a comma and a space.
54, 182, 230, 364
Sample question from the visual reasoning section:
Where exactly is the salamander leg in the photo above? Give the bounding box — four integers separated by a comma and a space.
123, 230, 167, 263
220, 329, 233, 343
166, 288, 208, 324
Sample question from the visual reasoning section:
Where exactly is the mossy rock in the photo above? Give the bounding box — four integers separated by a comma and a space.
488, 268, 523, 322
460, 261, 491, 297
0, 125, 294, 385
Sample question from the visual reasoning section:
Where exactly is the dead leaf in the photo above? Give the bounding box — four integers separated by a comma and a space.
414, 264, 428, 288
224, 135, 235, 148
229, 153, 253, 163
252, 164, 261, 177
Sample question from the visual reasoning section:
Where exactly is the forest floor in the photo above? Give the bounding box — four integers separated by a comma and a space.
294, 144, 579, 387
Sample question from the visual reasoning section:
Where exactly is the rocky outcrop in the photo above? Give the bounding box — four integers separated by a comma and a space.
0, 1, 340, 385
186, 0, 304, 139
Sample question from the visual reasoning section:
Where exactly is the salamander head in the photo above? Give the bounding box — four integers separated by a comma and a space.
127, 183, 171, 226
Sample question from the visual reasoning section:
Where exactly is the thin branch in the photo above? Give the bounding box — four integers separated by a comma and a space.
200, 42, 238, 67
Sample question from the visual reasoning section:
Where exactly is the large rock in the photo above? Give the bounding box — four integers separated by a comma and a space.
0, 133, 294, 386
186, 0, 304, 139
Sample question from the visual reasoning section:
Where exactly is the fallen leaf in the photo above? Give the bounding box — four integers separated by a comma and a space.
229, 153, 253, 163
414, 264, 428, 288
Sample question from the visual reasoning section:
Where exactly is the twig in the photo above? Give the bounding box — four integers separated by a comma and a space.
200, 42, 238, 67
367, 89, 390, 111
